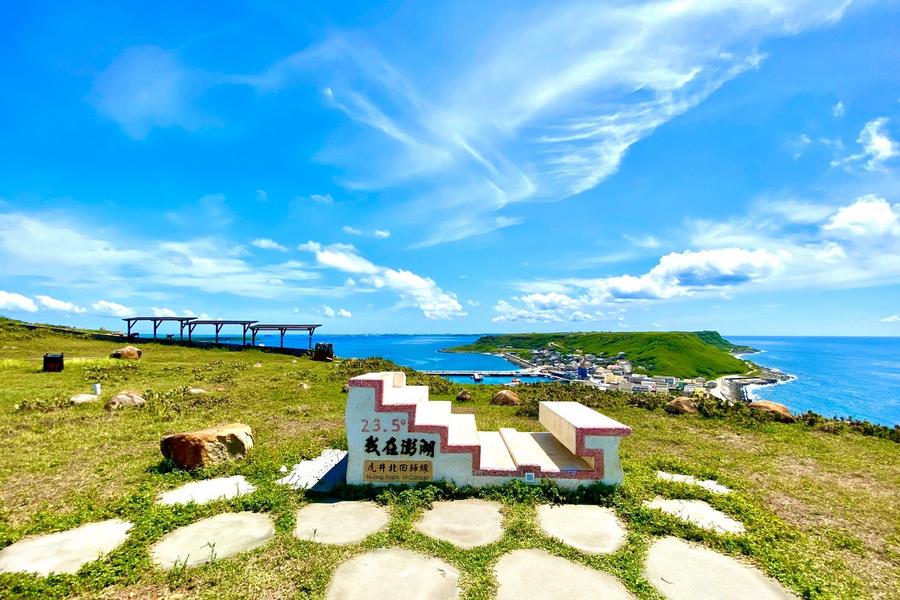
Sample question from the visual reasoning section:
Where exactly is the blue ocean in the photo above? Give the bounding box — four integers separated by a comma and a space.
200, 332, 900, 426
729, 336, 900, 427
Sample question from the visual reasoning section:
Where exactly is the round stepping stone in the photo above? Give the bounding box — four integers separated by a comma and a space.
294, 501, 390, 544
151, 512, 274, 569
537, 504, 626, 554
326, 548, 459, 600
157, 475, 255, 506
656, 471, 731, 494
414, 499, 502, 548
495, 549, 636, 600
0, 519, 132, 576
643, 498, 745, 534
645, 537, 796, 599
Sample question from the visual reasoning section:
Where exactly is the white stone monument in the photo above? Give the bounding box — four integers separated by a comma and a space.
345, 372, 631, 489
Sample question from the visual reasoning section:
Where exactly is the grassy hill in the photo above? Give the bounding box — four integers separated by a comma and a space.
450, 331, 751, 378
0, 320, 896, 598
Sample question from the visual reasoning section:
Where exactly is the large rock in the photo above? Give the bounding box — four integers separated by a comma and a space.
491, 390, 520, 406
456, 390, 472, 402
665, 396, 698, 415
105, 391, 145, 410
110, 346, 142, 360
70, 393, 98, 405
748, 400, 795, 423
160, 423, 253, 470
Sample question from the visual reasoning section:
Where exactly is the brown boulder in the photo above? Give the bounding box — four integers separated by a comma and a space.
105, 391, 146, 410
490, 390, 520, 406
665, 396, 698, 415
110, 346, 142, 360
748, 400, 795, 423
160, 423, 253, 470
456, 390, 472, 402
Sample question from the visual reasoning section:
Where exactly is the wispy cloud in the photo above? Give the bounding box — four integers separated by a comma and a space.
309, 193, 334, 205
882, 314, 900, 323
36, 295, 87, 313
92, 300, 133, 317
342, 226, 363, 236
832, 117, 899, 171
251, 238, 288, 251
0, 290, 38, 313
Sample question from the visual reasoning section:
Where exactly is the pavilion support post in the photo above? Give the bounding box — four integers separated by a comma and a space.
308, 330, 313, 350
126, 320, 133, 338
252, 330, 257, 346
215, 323, 222, 344
280, 328, 286, 348
153, 319, 160, 340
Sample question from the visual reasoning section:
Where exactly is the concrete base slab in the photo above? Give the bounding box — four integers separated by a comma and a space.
643, 498, 745, 534
326, 548, 459, 600
277, 449, 348, 492
537, 504, 627, 554
294, 501, 390, 544
0, 519, 132, 576
151, 512, 274, 569
157, 475, 255, 506
414, 499, 503, 548
645, 537, 796, 599
656, 471, 732, 494
495, 549, 636, 600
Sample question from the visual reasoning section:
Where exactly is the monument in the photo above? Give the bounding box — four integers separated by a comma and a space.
345, 372, 631, 489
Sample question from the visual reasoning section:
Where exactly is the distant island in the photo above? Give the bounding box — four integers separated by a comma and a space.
448, 330, 755, 379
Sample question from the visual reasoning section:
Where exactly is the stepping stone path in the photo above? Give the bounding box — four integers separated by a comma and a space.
644, 537, 796, 599
414, 499, 503, 548
151, 512, 274, 569
656, 471, 732, 494
643, 497, 745, 534
294, 501, 390, 544
495, 549, 636, 600
326, 548, 459, 600
537, 504, 627, 554
277, 449, 348, 491
157, 475, 255, 506
0, 519, 132, 576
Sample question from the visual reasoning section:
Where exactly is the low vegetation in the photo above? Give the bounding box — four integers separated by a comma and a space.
448, 331, 752, 378
0, 320, 897, 598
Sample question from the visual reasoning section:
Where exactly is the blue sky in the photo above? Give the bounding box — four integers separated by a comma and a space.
1, 0, 900, 335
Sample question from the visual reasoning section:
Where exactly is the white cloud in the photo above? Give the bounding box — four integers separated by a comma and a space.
301, 241, 465, 319
833, 101, 845, 118
373, 229, 391, 239
833, 118, 899, 171
823, 195, 899, 237
256, 189, 268, 202
623, 234, 661, 249
0, 291, 38, 313
310, 193, 334, 205
467, 299, 480, 307
338, 308, 352, 318
92, 300, 133, 317
90, 46, 204, 139
251, 238, 288, 251
321, 305, 336, 317
321, 305, 352, 318
342, 225, 363, 235
35, 295, 87, 313
882, 315, 900, 323
151, 307, 178, 317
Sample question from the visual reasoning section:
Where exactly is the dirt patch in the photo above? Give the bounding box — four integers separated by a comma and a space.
713, 432, 761, 452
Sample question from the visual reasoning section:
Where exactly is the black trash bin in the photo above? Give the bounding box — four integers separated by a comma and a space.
43, 353, 64, 372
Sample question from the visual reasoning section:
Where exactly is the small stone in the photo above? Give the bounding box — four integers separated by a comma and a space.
496, 549, 636, 600
490, 390, 520, 406
326, 549, 459, 600
665, 397, 698, 415
748, 400, 795, 423
160, 423, 253, 470
643, 497, 745, 534
151, 512, 274, 569
414, 499, 503, 548
253, 362, 262, 368
157, 475, 255, 506
656, 471, 731, 494
299, 382, 310, 390
187, 388, 207, 395
456, 390, 471, 402
341, 383, 350, 393
644, 537, 796, 600
105, 391, 146, 410
70, 393, 98, 405
536, 504, 627, 554
294, 501, 390, 544
110, 346, 142, 360
0, 519, 132, 576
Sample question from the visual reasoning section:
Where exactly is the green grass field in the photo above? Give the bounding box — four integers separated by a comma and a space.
449, 331, 752, 378
0, 322, 897, 598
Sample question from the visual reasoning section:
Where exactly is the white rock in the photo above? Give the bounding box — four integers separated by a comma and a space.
643, 497, 745, 534
157, 475, 255, 506
294, 501, 390, 544
151, 512, 274, 569
537, 504, 627, 554
277, 449, 348, 490
656, 471, 732, 494
414, 499, 503, 548
70, 393, 98, 405
187, 388, 207, 395
0, 519, 132, 576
